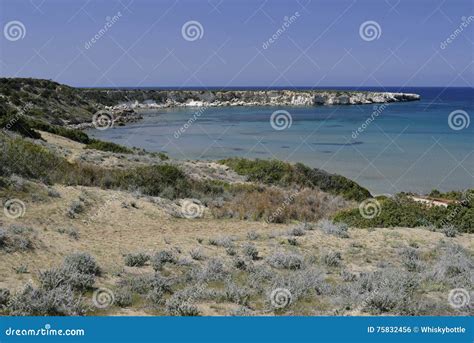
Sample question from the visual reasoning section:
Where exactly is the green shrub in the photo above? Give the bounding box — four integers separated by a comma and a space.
29, 120, 91, 144
220, 158, 371, 201
116, 165, 191, 198
85, 139, 133, 154
334, 194, 473, 233
0, 133, 220, 200
0, 114, 41, 139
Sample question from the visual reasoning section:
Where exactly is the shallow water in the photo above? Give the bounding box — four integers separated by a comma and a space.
88, 87, 473, 195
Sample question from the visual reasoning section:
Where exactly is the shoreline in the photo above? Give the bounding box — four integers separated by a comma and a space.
67, 89, 420, 129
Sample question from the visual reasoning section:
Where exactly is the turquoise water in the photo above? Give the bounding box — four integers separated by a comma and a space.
88, 87, 473, 195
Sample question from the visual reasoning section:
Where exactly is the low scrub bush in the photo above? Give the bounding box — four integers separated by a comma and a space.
400, 247, 422, 272
151, 250, 177, 270
63, 252, 100, 276
247, 230, 260, 240
165, 295, 200, 316
431, 243, 472, 288
318, 219, 349, 238
322, 251, 342, 267
243, 243, 259, 260
117, 275, 153, 294
114, 288, 133, 307
442, 225, 458, 237
287, 225, 306, 236
124, 252, 149, 267
352, 268, 419, 314
6, 284, 87, 316
67, 200, 85, 218
189, 248, 205, 261
223, 281, 251, 306
208, 236, 234, 248
38, 253, 100, 291
0, 288, 10, 308
267, 251, 304, 270
0, 226, 36, 252
39, 267, 95, 291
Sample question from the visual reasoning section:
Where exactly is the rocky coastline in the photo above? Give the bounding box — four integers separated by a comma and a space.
70, 89, 420, 129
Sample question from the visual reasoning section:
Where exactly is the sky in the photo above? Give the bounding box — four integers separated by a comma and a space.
0, 0, 473, 88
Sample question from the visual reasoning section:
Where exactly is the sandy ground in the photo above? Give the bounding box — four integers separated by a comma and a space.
1, 183, 472, 289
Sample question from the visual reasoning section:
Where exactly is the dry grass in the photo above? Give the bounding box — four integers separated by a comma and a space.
211, 187, 349, 223
0, 182, 472, 316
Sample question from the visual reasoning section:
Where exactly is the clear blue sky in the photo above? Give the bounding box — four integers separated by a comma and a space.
0, 0, 472, 87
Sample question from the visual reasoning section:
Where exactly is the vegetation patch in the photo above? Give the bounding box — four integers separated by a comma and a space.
220, 158, 371, 201
334, 193, 473, 233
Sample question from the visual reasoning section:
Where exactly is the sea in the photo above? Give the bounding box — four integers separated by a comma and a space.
87, 87, 474, 195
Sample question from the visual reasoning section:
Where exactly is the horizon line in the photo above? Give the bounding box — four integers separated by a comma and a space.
75, 85, 473, 89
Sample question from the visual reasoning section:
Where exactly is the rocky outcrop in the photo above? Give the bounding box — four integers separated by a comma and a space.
67, 90, 419, 129
109, 90, 420, 110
